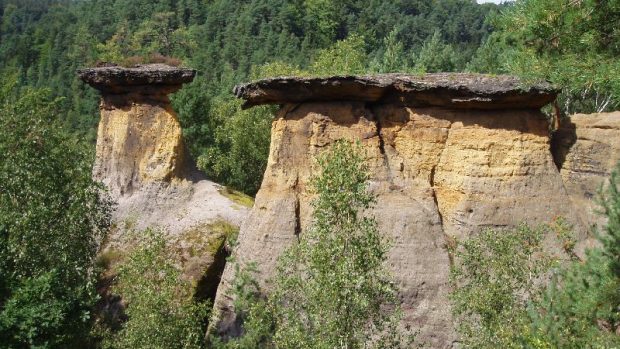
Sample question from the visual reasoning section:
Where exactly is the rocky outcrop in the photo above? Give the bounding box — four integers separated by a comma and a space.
553, 112, 620, 231
234, 73, 558, 109
213, 73, 585, 348
79, 64, 196, 197
79, 64, 250, 305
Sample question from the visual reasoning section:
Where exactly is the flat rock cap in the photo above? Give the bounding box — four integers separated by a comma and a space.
78, 64, 196, 93
234, 73, 558, 110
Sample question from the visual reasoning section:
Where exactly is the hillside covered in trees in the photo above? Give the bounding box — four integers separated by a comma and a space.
2, 0, 619, 194
1, 1, 620, 348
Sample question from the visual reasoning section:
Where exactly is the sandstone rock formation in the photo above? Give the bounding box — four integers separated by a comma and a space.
79, 64, 250, 300
553, 111, 620, 232
79, 64, 196, 197
214, 74, 583, 348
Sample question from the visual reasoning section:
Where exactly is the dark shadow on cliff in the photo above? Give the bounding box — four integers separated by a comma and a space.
551, 118, 577, 170
193, 239, 230, 306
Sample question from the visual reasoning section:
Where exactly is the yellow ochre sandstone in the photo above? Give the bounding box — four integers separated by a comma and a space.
213, 74, 588, 348
93, 101, 188, 196
78, 64, 250, 314
78, 64, 198, 196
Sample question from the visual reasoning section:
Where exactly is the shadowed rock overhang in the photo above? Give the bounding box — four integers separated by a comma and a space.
234, 73, 558, 110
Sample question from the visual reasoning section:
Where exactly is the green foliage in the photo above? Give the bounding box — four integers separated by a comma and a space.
530, 249, 620, 348
469, 0, 620, 114
310, 34, 367, 76
451, 168, 620, 348
0, 77, 112, 347
100, 229, 209, 349
413, 30, 459, 73
195, 97, 274, 196
449, 225, 554, 348
527, 168, 620, 348
601, 168, 620, 279
218, 141, 415, 349
369, 29, 409, 73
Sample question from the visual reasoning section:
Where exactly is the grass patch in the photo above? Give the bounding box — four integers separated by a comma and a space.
218, 186, 254, 208
96, 249, 125, 272
181, 219, 240, 258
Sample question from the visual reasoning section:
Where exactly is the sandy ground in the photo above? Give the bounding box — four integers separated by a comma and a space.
112, 178, 249, 236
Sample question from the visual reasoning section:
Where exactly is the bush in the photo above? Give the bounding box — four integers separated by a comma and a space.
99, 229, 209, 349
528, 168, 620, 348
450, 168, 620, 348
0, 78, 112, 347
449, 224, 555, 348
216, 140, 415, 349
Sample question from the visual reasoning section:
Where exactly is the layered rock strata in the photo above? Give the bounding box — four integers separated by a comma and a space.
79, 64, 196, 197
553, 112, 620, 231
214, 74, 581, 348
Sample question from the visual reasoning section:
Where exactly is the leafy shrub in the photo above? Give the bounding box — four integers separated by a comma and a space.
216, 140, 415, 349
450, 167, 620, 348
449, 224, 555, 348
528, 168, 620, 348
0, 78, 112, 347
100, 229, 209, 349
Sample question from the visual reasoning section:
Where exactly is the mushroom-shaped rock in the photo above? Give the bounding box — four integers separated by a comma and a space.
78, 64, 196, 196
234, 73, 558, 109
213, 73, 586, 347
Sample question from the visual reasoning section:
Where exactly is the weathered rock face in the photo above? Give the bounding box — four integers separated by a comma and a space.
214, 74, 583, 348
79, 64, 196, 196
79, 64, 251, 318
553, 112, 620, 231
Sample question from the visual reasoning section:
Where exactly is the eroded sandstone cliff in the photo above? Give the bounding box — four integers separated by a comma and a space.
79, 64, 250, 309
214, 74, 586, 348
553, 111, 620, 232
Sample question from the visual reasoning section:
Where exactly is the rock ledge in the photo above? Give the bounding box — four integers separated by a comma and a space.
234, 73, 558, 109
78, 64, 196, 93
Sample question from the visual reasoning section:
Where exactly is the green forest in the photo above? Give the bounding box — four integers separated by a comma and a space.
1, 0, 619, 348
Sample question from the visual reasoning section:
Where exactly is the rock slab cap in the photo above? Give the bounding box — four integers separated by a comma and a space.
78, 64, 196, 93
234, 73, 558, 110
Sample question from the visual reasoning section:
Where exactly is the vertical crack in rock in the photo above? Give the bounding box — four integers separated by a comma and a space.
373, 109, 386, 156
293, 174, 302, 241
368, 104, 394, 187
430, 165, 443, 227
195, 240, 230, 304
430, 121, 455, 266
432, 121, 452, 228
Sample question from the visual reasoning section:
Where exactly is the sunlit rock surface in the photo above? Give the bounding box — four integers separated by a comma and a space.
213, 73, 589, 348
79, 64, 249, 306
